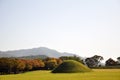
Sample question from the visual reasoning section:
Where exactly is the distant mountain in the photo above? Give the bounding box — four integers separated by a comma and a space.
17, 55, 48, 59
0, 47, 75, 58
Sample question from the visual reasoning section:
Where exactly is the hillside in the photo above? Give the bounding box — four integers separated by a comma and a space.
0, 47, 75, 58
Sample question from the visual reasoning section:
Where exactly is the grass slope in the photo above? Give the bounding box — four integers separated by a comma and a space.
52, 60, 92, 73
0, 69, 120, 80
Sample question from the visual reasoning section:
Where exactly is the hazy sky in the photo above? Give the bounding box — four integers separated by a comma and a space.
0, 0, 120, 61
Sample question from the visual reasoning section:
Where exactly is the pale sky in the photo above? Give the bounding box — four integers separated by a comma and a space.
0, 0, 120, 61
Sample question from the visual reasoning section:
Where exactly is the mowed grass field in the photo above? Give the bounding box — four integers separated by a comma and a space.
0, 69, 120, 80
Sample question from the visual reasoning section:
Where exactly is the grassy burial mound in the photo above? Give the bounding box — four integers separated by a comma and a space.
52, 60, 92, 73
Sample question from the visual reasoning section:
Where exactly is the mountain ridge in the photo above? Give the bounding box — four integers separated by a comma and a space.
0, 47, 75, 58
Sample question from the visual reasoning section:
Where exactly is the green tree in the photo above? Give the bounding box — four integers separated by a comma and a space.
59, 55, 82, 63
117, 57, 120, 64
85, 55, 104, 67
106, 58, 117, 66
43, 57, 62, 70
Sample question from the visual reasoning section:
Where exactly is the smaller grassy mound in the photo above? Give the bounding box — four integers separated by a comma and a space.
52, 60, 92, 73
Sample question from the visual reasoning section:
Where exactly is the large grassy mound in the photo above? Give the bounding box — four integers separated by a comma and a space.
52, 60, 92, 73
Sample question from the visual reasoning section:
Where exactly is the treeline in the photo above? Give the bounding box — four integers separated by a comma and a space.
0, 57, 62, 75
0, 55, 85, 75
83, 55, 120, 67
105, 58, 120, 66
0, 55, 120, 74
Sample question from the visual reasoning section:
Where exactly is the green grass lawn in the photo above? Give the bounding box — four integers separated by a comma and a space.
0, 69, 120, 80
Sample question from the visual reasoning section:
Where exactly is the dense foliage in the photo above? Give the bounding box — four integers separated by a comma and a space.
105, 58, 118, 66
0, 55, 120, 75
0, 57, 62, 74
84, 55, 104, 67
43, 57, 62, 70
0, 58, 45, 74
59, 55, 83, 63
